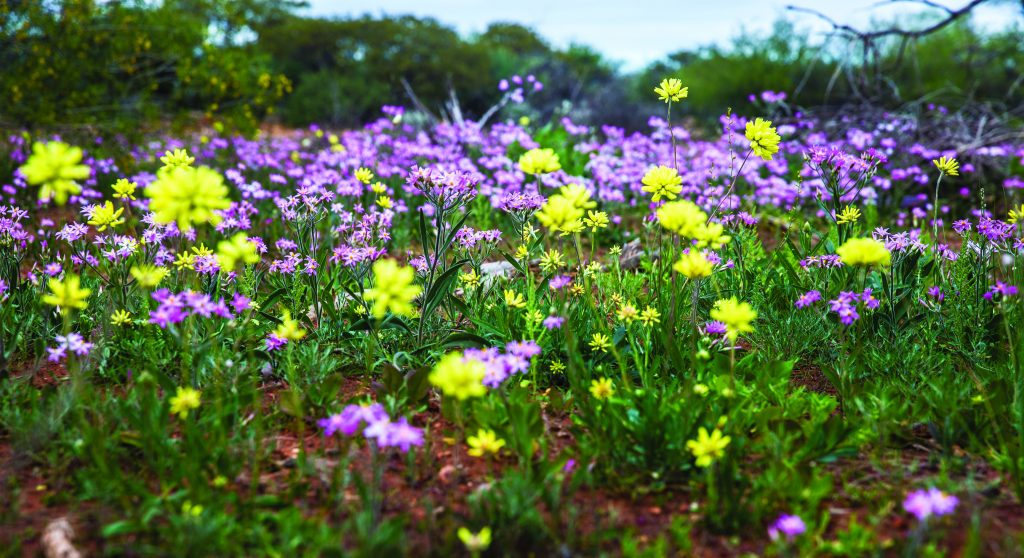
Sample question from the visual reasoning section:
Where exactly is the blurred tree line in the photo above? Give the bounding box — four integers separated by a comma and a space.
1, 0, 1021, 135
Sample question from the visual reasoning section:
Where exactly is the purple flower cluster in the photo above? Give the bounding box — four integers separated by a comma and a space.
318, 402, 424, 452
465, 341, 542, 388
828, 289, 879, 325
767, 513, 806, 542
903, 488, 958, 521
794, 290, 822, 309
983, 281, 1019, 301
47, 333, 94, 362
799, 255, 843, 269
148, 289, 241, 328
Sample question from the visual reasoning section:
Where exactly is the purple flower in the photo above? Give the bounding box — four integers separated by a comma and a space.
376, 417, 425, 452
794, 290, 821, 309
705, 321, 727, 336
549, 275, 572, 290
904, 488, 958, 521
506, 340, 541, 359
318, 403, 388, 437
927, 286, 944, 302
47, 333, 93, 363
768, 514, 806, 542
543, 315, 565, 330
984, 281, 1019, 301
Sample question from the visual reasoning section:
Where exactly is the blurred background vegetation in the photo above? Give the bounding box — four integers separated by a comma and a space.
1, 0, 1021, 136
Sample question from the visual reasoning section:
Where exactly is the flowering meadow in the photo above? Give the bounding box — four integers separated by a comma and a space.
2, 78, 1024, 556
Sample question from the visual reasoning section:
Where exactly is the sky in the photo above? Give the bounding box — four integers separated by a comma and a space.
303, 0, 1022, 70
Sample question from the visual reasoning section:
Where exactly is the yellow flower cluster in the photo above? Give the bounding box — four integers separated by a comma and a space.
654, 78, 688, 103
932, 156, 959, 177
216, 233, 260, 271
518, 148, 561, 175
745, 118, 781, 161
42, 274, 91, 314
363, 259, 422, 319
429, 352, 487, 400
657, 200, 731, 249
146, 166, 231, 231
673, 249, 713, 279
641, 165, 683, 202
20, 141, 91, 206
710, 297, 757, 342
836, 237, 891, 267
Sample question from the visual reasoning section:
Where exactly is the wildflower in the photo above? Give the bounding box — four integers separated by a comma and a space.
20, 141, 90, 205
639, 306, 661, 326
130, 264, 169, 288
370, 181, 387, 194
904, 488, 958, 521
47, 333, 94, 362
745, 117, 781, 161
174, 251, 197, 270
794, 290, 822, 309
654, 78, 688, 103
583, 210, 609, 230
657, 200, 707, 237
686, 427, 731, 467
457, 527, 492, 554
768, 514, 806, 542
363, 259, 422, 319
550, 361, 566, 374
146, 166, 231, 231
589, 333, 611, 353
642, 165, 683, 202
216, 233, 259, 271
518, 148, 561, 175
983, 281, 1019, 301
616, 303, 638, 323
829, 291, 862, 325
932, 156, 959, 177
560, 183, 597, 210
673, 250, 713, 279
169, 387, 201, 419
112, 178, 137, 201
1008, 204, 1024, 224
693, 383, 709, 396
273, 309, 307, 341
710, 298, 756, 342
543, 315, 565, 329
42, 274, 91, 313
836, 206, 861, 225
504, 289, 527, 309
110, 309, 133, 327
539, 249, 565, 273
536, 195, 584, 233
694, 222, 732, 249
429, 352, 487, 400
569, 283, 584, 296
927, 286, 944, 302
354, 167, 374, 184
460, 270, 480, 289
467, 429, 506, 457
376, 196, 393, 210
589, 377, 615, 400
86, 201, 125, 231
160, 149, 195, 169
181, 501, 203, 517
836, 237, 891, 267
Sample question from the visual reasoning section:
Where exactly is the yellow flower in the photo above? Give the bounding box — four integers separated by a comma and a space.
686, 427, 731, 467
460, 270, 480, 289
216, 233, 259, 271
86, 201, 125, 231
654, 78, 688, 103
836, 206, 861, 225
518, 148, 561, 175
273, 309, 307, 341
535, 194, 584, 233
745, 117, 781, 161
466, 429, 506, 457
504, 289, 527, 309
181, 500, 204, 517
130, 264, 169, 288
616, 303, 638, 323
694, 222, 731, 249
363, 259, 422, 319
933, 156, 959, 177
191, 244, 214, 258
710, 297, 757, 342
20, 141, 90, 206
174, 251, 197, 270
673, 250, 713, 279
1009, 204, 1024, 224
559, 183, 597, 210
376, 196, 393, 210
836, 237, 891, 267
550, 361, 566, 374
559, 219, 585, 236
112, 178, 138, 201
569, 283, 584, 296
539, 249, 565, 273
457, 527, 492, 553
160, 149, 195, 169
640, 306, 661, 326
429, 352, 487, 400
355, 167, 374, 184
110, 309, 133, 327
589, 333, 611, 353
589, 377, 615, 400
169, 386, 201, 419
370, 181, 387, 194
641, 165, 683, 202
657, 200, 707, 238
146, 166, 231, 231
42, 274, 91, 313
584, 210, 609, 230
